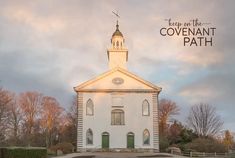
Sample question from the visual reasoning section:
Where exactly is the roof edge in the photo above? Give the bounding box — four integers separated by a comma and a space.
74, 67, 162, 92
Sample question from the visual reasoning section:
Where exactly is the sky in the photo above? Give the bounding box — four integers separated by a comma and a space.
0, 0, 235, 132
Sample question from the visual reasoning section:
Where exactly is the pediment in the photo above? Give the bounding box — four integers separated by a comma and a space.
74, 67, 161, 93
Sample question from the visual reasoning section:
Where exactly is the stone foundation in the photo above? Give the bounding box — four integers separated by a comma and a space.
77, 148, 158, 153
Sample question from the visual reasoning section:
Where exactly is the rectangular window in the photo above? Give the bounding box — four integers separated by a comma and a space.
111, 110, 124, 125
115, 113, 121, 124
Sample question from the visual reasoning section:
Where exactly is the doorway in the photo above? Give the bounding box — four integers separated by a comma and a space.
127, 132, 134, 148
102, 132, 109, 148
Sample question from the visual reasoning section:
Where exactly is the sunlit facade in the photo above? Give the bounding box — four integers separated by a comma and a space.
74, 21, 162, 152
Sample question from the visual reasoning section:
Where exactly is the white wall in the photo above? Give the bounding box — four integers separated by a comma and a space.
82, 92, 154, 149
108, 51, 128, 70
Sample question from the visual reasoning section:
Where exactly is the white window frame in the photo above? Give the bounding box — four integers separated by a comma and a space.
86, 128, 93, 145
86, 99, 94, 116
111, 109, 125, 125
142, 99, 150, 116
143, 129, 150, 145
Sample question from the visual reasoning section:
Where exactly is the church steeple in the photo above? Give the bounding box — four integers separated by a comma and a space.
112, 21, 123, 37
111, 21, 124, 49
107, 21, 128, 69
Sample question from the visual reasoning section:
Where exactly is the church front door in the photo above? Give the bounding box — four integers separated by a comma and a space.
102, 132, 109, 148
127, 132, 134, 148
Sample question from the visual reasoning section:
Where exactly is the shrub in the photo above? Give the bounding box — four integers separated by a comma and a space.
160, 136, 170, 152
47, 148, 57, 156
184, 138, 227, 153
50, 142, 74, 154
0, 147, 47, 158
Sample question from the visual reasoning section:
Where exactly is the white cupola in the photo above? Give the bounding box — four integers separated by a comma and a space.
107, 21, 128, 70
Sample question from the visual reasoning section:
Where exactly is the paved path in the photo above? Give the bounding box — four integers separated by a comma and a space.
52, 152, 187, 158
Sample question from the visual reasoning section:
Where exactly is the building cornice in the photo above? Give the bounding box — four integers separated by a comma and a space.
75, 89, 160, 93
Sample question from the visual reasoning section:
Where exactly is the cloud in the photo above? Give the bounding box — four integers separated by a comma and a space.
179, 85, 220, 104
179, 72, 235, 106
1, 5, 66, 33
0, 0, 235, 131
176, 49, 223, 67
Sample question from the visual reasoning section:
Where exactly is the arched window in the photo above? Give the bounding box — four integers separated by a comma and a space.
116, 41, 119, 48
143, 129, 150, 145
86, 99, 94, 115
86, 129, 93, 145
142, 99, 150, 116
111, 109, 124, 125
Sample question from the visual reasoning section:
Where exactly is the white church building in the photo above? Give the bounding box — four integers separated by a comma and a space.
74, 21, 162, 152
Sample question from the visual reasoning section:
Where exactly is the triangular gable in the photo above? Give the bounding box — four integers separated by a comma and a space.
74, 67, 162, 92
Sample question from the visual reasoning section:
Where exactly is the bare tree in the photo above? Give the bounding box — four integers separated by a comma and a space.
59, 96, 77, 146
159, 99, 180, 136
7, 94, 23, 145
41, 96, 64, 147
187, 103, 223, 137
19, 91, 43, 146
0, 88, 13, 145
67, 96, 77, 127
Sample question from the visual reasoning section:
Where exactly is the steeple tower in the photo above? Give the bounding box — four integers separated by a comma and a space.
107, 21, 128, 69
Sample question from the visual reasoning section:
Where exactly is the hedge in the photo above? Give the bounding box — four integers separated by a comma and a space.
0, 147, 47, 158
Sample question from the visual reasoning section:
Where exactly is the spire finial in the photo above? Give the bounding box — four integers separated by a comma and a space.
116, 20, 119, 30
112, 11, 120, 31
111, 11, 123, 37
